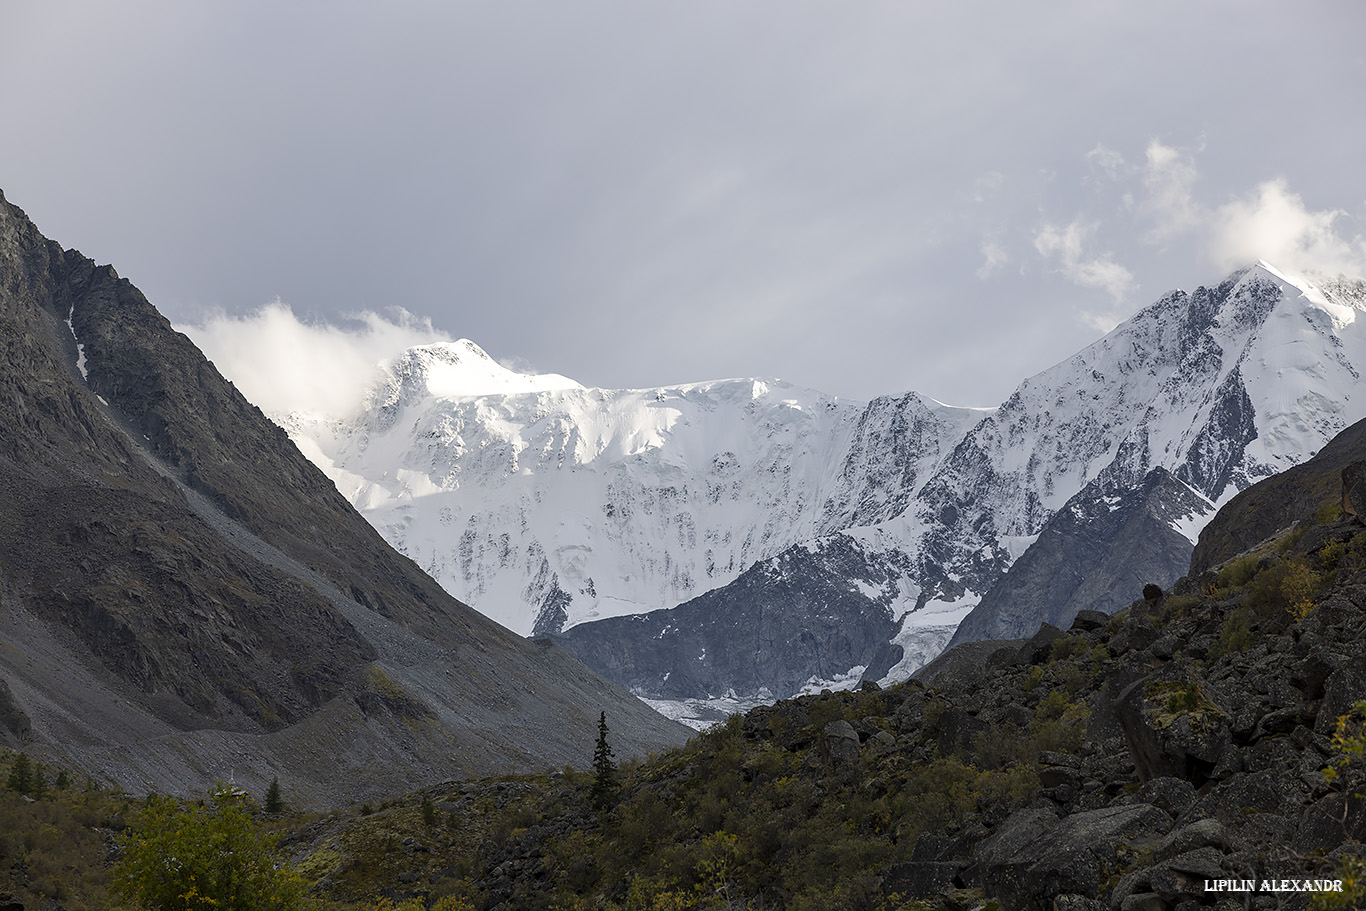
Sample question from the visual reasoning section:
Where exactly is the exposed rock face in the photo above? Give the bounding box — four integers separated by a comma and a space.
1191, 419, 1366, 574
977, 804, 1171, 910
888, 511, 1366, 909
819, 391, 981, 529
553, 535, 905, 699
948, 468, 1211, 647
0, 189, 688, 806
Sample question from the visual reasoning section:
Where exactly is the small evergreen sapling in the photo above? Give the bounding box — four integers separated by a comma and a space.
591, 711, 618, 809
422, 794, 438, 827
265, 775, 284, 814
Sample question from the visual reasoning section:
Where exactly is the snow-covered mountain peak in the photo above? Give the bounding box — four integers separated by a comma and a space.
275, 350, 875, 635
1241, 260, 1366, 322
375, 338, 583, 404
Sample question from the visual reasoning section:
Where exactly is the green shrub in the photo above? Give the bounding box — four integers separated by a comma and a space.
1048, 635, 1087, 662
1210, 607, 1255, 659
1310, 853, 1366, 910
1031, 690, 1089, 752
1317, 497, 1345, 524
1322, 700, 1366, 786
1216, 554, 1261, 591
1144, 678, 1223, 730
112, 788, 308, 911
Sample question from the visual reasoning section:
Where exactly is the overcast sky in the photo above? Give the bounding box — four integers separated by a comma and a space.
3, 1, 1365, 410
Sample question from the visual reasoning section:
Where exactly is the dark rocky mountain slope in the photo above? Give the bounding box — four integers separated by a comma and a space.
1190, 417, 1366, 576
947, 467, 1210, 647
0, 189, 687, 807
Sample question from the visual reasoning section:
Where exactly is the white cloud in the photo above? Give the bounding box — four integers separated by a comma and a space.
1141, 140, 1201, 242
971, 170, 1005, 203
976, 240, 1009, 279
497, 354, 545, 376
1079, 310, 1124, 334
1033, 218, 1135, 302
180, 302, 451, 419
1125, 140, 1366, 279
1209, 178, 1366, 278
1085, 143, 1127, 181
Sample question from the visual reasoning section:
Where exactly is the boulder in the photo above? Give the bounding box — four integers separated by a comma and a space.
1148, 847, 1225, 902
1315, 667, 1366, 736
868, 730, 897, 756
1115, 669, 1231, 787
1179, 769, 1298, 828
1341, 460, 1366, 519
821, 720, 860, 765
1109, 622, 1159, 657
1296, 792, 1366, 852
1118, 894, 1164, 911
1019, 623, 1066, 665
975, 804, 1170, 910
882, 860, 964, 899
1070, 610, 1110, 633
935, 707, 989, 756
1155, 818, 1229, 861
1132, 777, 1196, 818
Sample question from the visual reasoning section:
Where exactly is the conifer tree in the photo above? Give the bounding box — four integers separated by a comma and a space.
591, 711, 617, 809
5, 751, 31, 794
265, 775, 284, 814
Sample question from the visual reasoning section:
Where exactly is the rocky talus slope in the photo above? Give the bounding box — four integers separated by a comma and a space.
271, 442, 1366, 910
0, 188, 687, 806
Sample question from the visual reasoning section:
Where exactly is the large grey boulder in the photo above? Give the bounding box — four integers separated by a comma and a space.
1115, 666, 1232, 787
821, 719, 860, 765
976, 804, 1171, 910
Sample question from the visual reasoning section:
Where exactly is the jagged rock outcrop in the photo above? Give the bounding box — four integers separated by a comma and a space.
0, 189, 688, 806
1191, 420, 1366, 574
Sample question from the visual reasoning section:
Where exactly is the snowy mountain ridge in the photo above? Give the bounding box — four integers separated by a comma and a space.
266, 263, 1366, 718
279, 352, 989, 636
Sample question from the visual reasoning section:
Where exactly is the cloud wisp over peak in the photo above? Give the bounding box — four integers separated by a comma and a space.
185, 304, 452, 420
